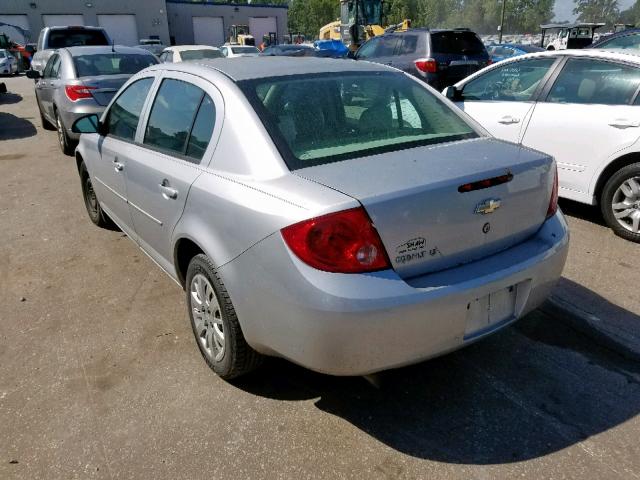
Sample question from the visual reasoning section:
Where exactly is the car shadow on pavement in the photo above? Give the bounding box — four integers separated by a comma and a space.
0, 92, 23, 105
0, 113, 37, 141
234, 309, 640, 464
559, 198, 606, 227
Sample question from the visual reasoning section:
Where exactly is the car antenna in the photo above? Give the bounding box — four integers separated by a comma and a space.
112, 39, 115, 53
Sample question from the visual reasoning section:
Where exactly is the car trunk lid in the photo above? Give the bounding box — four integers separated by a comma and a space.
78, 74, 131, 106
295, 138, 554, 279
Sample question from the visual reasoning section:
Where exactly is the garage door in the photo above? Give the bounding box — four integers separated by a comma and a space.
98, 14, 138, 46
0, 15, 30, 44
192, 17, 224, 47
42, 15, 85, 28
249, 17, 277, 45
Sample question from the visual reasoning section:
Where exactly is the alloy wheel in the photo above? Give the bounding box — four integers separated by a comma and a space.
611, 176, 640, 233
190, 273, 225, 362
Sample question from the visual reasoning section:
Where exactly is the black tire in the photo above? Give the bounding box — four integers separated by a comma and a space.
36, 95, 55, 130
55, 109, 76, 155
186, 254, 263, 380
600, 162, 640, 243
79, 161, 115, 229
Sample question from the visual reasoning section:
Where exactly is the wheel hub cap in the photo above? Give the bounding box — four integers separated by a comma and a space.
190, 274, 224, 362
611, 176, 640, 233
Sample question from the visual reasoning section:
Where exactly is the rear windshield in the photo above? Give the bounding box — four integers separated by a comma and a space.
239, 71, 478, 169
73, 53, 157, 77
48, 29, 109, 48
180, 49, 224, 61
431, 31, 486, 56
232, 47, 260, 54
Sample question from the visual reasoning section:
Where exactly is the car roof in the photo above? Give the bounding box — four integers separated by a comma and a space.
166, 45, 220, 52
148, 57, 393, 81
491, 48, 640, 63
63, 45, 155, 56
46, 25, 105, 31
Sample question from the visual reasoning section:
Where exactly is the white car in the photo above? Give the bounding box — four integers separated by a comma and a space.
159, 45, 224, 63
220, 45, 261, 58
0, 49, 18, 75
446, 49, 640, 242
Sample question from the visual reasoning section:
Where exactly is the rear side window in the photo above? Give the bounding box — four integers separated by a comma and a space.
48, 29, 109, 48
106, 77, 154, 141
144, 79, 214, 162
462, 57, 556, 102
547, 58, 640, 105
180, 49, 224, 61
43, 54, 61, 78
431, 31, 486, 56
240, 71, 477, 169
73, 53, 156, 77
398, 35, 419, 55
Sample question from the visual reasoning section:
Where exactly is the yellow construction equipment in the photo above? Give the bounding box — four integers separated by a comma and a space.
319, 0, 410, 51
227, 25, 255, 46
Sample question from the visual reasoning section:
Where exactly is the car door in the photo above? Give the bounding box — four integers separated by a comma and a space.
124, 73, 222, 273
93, 76, 157, 239
36, 54, 61, 120
456, 56, 559, 143
522, 57, 640, 202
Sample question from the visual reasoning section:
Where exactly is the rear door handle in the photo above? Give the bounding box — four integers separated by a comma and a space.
159, 180, 178, 200
609, 119, 640, 129
498, 115, 520, 125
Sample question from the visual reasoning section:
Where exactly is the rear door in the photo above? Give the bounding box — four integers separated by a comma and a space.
522, 57, 640, 201
390, 33, 425, 74
457, 56, 559, 143
125, 73, 223, 272
36, 53, 61, 119
92, 76, 156, 239
355, 36, 400, 67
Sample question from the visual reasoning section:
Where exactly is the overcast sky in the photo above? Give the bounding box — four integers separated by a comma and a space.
553, 0, 635, 21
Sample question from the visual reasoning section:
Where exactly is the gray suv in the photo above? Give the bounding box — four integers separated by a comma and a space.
354, 28, 491, 90
31, 26, 111, 75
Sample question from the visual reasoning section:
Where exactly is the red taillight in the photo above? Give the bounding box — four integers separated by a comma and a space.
546, 166, 559, 219
281, 207, 391, 273
414, 58, 437, 73
65, 85, 96, 101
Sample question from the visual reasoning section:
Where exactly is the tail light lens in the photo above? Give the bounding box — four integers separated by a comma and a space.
281, 207, 391, 273
414, 58, 437, 73
65, 85, 96, 102
546, 166, 559, 219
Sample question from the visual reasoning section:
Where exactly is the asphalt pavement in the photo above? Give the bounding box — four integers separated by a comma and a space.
1, 75, 639, 480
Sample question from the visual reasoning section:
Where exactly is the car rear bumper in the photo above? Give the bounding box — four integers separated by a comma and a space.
59, 105, 105, 140
219, 211, 569, 376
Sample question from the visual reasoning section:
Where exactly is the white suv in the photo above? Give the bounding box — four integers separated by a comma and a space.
447, 49, 640, 242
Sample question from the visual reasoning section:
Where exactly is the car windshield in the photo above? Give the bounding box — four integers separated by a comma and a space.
599, 33, 640, 50
240, 71, 478, 169
73, 53, 157, 77
49, 29, 109, 48
431, 31, 486, 56
232, 47, 260, 54
180, 49, 224, 61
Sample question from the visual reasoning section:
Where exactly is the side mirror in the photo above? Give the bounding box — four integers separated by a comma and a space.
26, 69, 41, 79
444, 85, 461, 101
72, 114, 101, 134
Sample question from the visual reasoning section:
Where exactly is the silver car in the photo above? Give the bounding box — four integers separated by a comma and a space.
71, 58, 569, 379
27, 46, 157, 154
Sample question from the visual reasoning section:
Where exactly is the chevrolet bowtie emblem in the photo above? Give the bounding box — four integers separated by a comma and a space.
475, 198, 501, 215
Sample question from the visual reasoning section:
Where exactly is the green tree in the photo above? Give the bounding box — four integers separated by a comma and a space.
288, 0, 339, 38
573, 0, 620, 24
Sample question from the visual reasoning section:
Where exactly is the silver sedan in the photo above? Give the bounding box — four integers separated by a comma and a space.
27, 46, 157, 154
71, 58, 569, 379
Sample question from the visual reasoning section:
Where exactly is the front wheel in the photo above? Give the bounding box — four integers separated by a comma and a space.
79, 162, 115, 229
186, 254, 262, 380
601, 162, 640, 243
